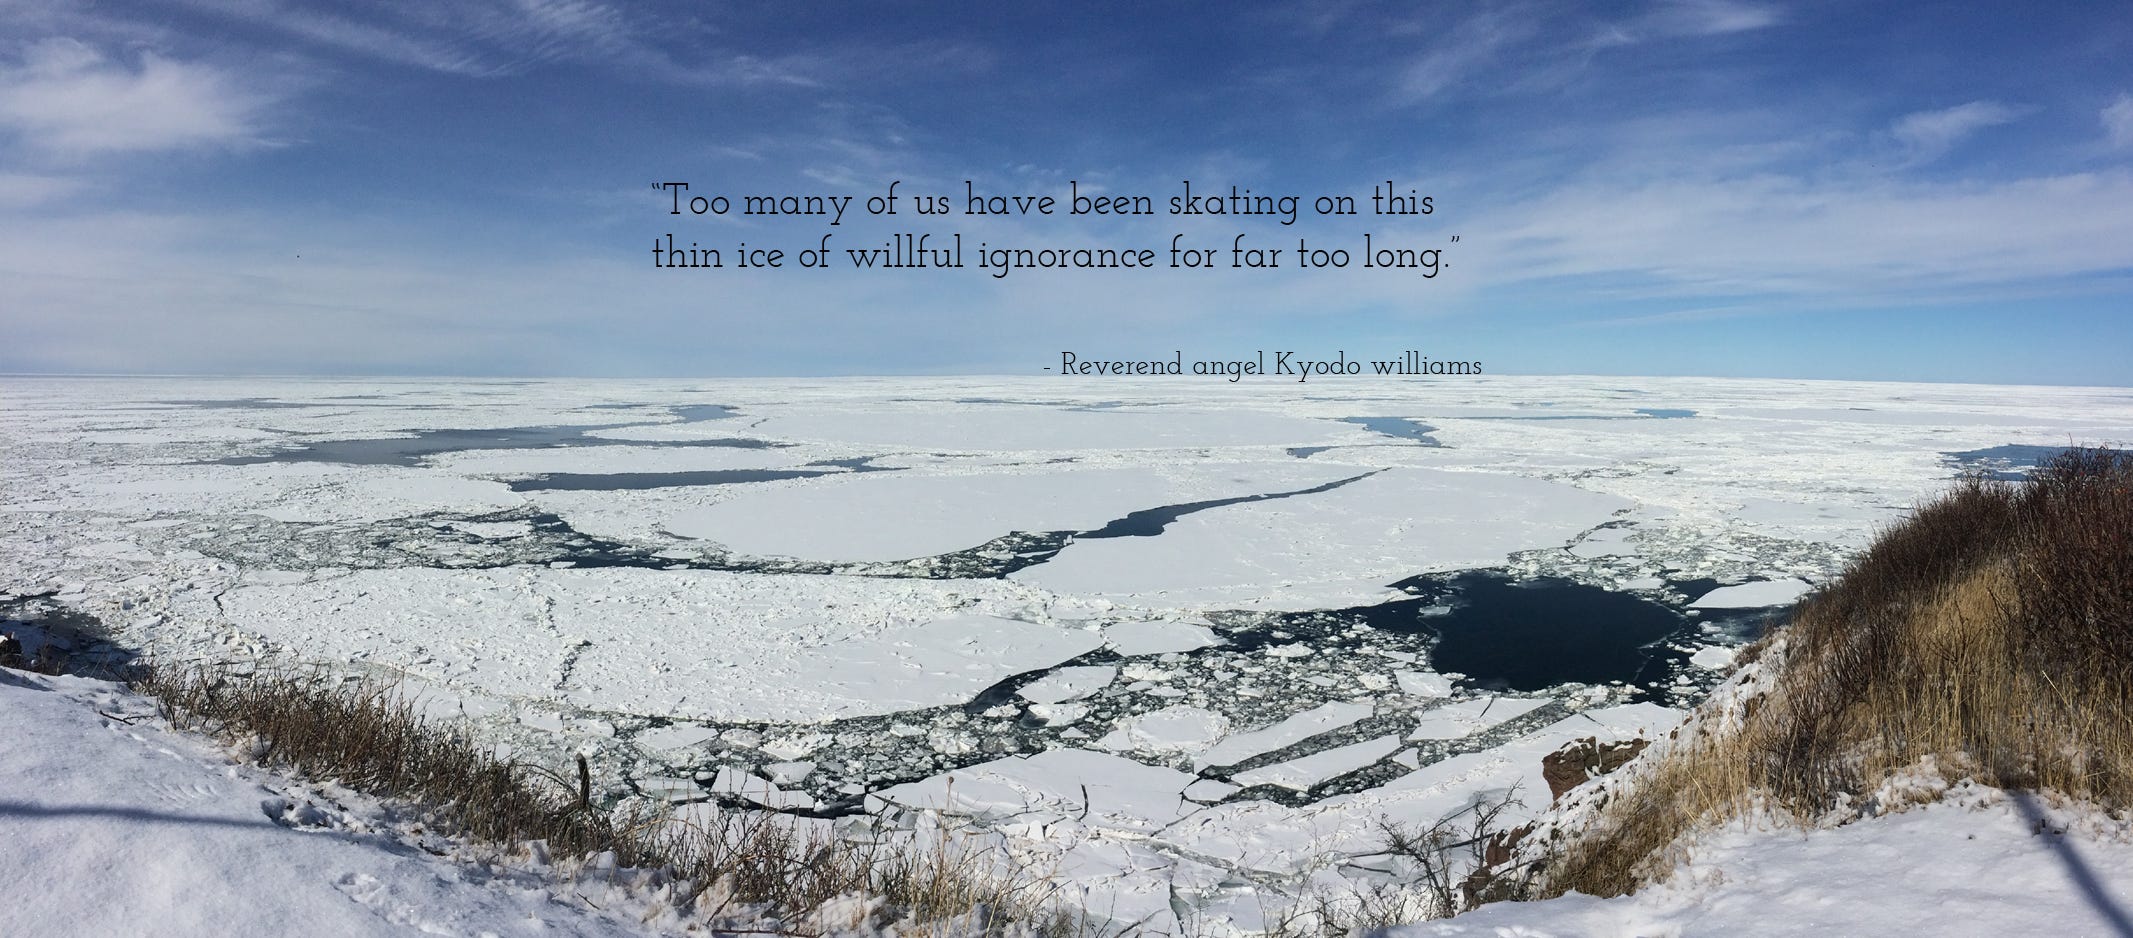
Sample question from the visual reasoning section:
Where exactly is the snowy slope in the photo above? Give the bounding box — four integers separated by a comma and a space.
0, 669, 683, 938
1403, 783, 2133, 937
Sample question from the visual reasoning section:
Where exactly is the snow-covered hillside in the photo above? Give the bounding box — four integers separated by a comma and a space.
0, 668, 692, 937
1405, 780, 2133, 937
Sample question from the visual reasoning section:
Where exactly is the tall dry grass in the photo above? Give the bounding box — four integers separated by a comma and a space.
1540, 447, 2133, 898
138, 664, 1079, 936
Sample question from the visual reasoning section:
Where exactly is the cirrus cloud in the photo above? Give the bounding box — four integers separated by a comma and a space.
0, 38, 272, 155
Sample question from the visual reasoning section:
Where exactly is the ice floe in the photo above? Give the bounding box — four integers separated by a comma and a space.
1017, 469, 1631, 610
1691, 577, 1815, 608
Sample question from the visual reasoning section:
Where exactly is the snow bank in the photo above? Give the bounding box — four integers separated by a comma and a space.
1405, 782, 2133, 937
0, 669, 677, 938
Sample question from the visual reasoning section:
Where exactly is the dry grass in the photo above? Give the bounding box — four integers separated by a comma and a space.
137, 664, 1082, 937
1540, 447, 2133, 898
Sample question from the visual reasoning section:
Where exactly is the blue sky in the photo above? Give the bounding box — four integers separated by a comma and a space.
1, 1, 2130, 383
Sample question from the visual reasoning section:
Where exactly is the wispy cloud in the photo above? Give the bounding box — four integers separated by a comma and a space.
169, 0, 580, 77
1582, 304, 1764, 328
1591, 0, 1780, 47
1646, 0, 1780, 37
1395, 5, 1540, 102
1397, 0, 1779, 104
167, 0, 826, 86
242, 6, 501, 75
0, 171, 84, 208
1476, 169, 2133, 301
0, 38, 272, 154
1887, 100, 2021, 165
2104, 93, 2133, 149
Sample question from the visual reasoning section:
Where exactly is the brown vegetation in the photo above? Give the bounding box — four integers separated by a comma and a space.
1540, 447, 2133, 898
137, 664, 1076, 936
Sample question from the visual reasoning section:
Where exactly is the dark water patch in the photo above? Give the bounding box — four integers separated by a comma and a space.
1338, 417, 1443, 445
216, 425, 782, 467
1631, 605, 1791, 700
670, 404, 739, 422
1366, 571, 1687, 693
506, 469, 842, 492
804, 456, 898, 471
1287, 446, 1340, 459
1079, 471, 1379, 539
1944, 444, 2076, 481
1665, 576, 1726, 605
1689, 605, 1788, 645
1633, 408, 1697, 419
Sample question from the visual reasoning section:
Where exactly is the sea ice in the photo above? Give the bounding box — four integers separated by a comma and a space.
664, 463, 1355, 563
1097, 706, 1233, 755
1407, 696, 1551, 740
1198, 701, 1374, 769
1018, 468, 1632, 609
1691, 578, 1813, 608
1231, 734, 1405, 791
1017, 666, 1118, 704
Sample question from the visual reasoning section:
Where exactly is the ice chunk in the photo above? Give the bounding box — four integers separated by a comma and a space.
1018, 468, 1632, 610
765, 761, 815, 785
1198, 700, 1373, 769
1102, 619, 1222, 656
1408, 696, 1549, 741
1690, 645, 1740, 669
1182, 779, 1238, 802
1691, 578, 1812, 608
1394, 671, 1454, 698
1017, 666, 1118, 704
635, 723, 719, 751
1232, 735, 1404, 791
706, 767, 815, 810
1097, 706, 1232, 755
873, 749, 1200, 834
667, 463, 1353, 563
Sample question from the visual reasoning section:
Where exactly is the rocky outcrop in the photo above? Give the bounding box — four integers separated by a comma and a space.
1542, 736, 1651, 802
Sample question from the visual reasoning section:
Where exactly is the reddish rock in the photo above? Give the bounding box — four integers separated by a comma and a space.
1542, 735, 1651, 801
